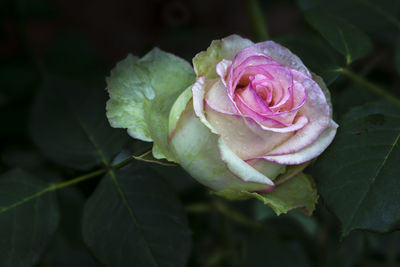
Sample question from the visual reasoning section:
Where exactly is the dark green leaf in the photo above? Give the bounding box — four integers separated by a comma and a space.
297, 0, 400, 33
332, 85, 376, 120
40, 188, 99, 267
82, 165, 191, 267
30, 75, 128, 170
0, 169, 59, 267
313, 101, 400, 235
305, 10, 373, 64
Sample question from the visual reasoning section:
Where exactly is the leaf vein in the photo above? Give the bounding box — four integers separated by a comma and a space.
346, 131, 400, 230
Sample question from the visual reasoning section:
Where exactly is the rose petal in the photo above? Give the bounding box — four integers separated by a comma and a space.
234, 93, 288, 128
239, 104, 309, 133
191, 76, 219, 133
170, 97, 274, 192
264, 69, 331, 156
193, 35, 253, 78
204, 79, 238, 115
246, 158, 287, 180
235, 41, 311, 77
204, 78, 308, 133
236, 82, 272, 114
263, 120, 338, 164
205, 104, 292, 159
218, 139, 274, 187
234, 80, 306, 126
216, 59, 232, 88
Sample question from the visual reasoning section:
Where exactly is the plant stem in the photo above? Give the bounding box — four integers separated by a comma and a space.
244, 0, 269, 41
52, 152, 141, 191
53, 168, 108, 190
337, 68, 400, 106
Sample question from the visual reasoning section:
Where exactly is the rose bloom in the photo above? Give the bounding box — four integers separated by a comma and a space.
169, 35, 338, 194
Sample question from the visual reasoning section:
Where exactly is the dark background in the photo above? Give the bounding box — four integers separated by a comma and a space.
1, 0, 400, 266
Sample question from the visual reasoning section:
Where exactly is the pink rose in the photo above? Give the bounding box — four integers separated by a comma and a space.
169, 35, 337, 195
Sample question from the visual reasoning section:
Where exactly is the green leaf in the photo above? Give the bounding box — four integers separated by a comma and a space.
305, 10, 373, 64
313, 101, 400, 235
40, 188, 99, 267
0, 169, 59, 267
82, 165, 191, 267
297, 0, 400, 33
395, 38, 400, 75
216, 173, 318, 216
332, 85, 376, 120
106, 48, 195, 162
30, 75, 128, 170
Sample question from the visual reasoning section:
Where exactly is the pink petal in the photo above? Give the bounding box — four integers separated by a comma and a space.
234, 94, 288, 128
247, 114, 309, 133
236, 82, 272, 114
204, 79, 239, 115
263, 120, 338, 164
263, 69, 333, 157
205, 104, 292, 159
242, 41, 311, 77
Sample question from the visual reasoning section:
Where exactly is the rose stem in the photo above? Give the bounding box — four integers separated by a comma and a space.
0, 150, 157, 215
336, 67, 400, 106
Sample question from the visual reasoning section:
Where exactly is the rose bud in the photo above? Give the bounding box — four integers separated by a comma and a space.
106, 35, 338, 215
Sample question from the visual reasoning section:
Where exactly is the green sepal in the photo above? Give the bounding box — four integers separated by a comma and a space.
215, 173, 318, 216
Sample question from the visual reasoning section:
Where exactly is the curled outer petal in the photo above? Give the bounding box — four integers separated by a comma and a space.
169, 85, 280, 193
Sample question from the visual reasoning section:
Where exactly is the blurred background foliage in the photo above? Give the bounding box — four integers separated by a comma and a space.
0, 0, 400, 266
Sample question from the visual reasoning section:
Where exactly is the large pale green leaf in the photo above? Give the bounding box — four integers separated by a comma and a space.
313, 101, 400, 235
0, 169, 59, 267
305, 10, 373, 64
30, 75, 128, 170
216, 173, 318, 216
106, 48, 195, 161
82, 165, 191, 267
